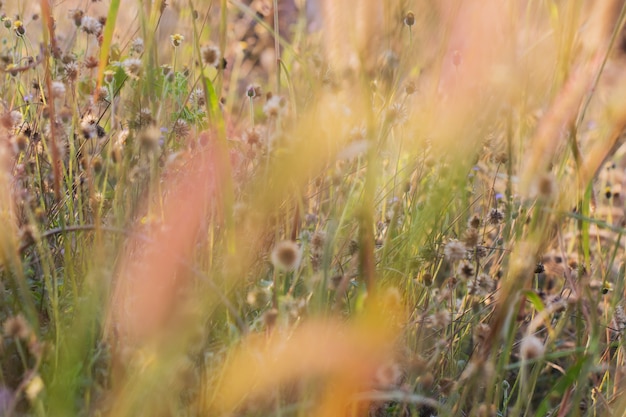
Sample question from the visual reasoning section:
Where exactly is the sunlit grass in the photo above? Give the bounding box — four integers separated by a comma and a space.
1, 1, 626, 416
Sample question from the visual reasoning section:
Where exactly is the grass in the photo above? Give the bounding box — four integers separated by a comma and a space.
2, 0, 626, 416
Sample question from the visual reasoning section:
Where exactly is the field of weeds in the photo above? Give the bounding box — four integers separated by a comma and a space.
2, 0, 626, 416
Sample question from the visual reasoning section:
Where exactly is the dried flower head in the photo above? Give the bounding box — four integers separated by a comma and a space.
81, 15, 102, 36
487, 208, 504, 225
201, 44, 221, 67
468, 214, 481, 229
122, 58, 142, 79
130, 37, 144, 55
519, 335, 545, 360
172, 119, 190, 138
63, 62, 79, 81
80, 114, 98, 139
190, 88, 206, 107
468, 273, 495, 297
457, 260, 475, 280
444, 239, 466, 262
271, 240, 302, 272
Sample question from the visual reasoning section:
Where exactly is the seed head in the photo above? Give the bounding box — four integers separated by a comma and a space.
404, 11, 415, 27
271, 240, 302, 272
130, 37, 144, 55
122, 58, 142, 79
64, 62, 79, 81
81, 16, 102, 36
487, 208, 504, 225
201, 44, 221, 67
444, 239, 467, 262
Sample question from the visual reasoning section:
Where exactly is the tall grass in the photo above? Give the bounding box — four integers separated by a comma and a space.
2, 1, 626, 416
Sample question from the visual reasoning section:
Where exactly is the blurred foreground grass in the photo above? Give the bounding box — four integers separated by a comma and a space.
2, 1, 626, 416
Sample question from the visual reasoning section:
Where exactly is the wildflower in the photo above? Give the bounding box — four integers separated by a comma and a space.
457, 260, 475, 280
123, 58, 142, 79
170, 33, 184, 47
487, 208, 504, 225
444, 239, 466, 262
81, 15, 102, 35
404, 11, 415, 27
201, 44, 220, 67
271, 240, 302, 272
104, 69, 115, 84
130, 37, 144, 55
468, 214, 481, 229
80, 114, 98, 139
3, 314, 31, 340
519, 335, 545, 360
3, 18, 11, 29
172, 119, 190, 138
134, 108, 155, 128
463, 228, 479, 248
84, 55, 99, 69
189, 88, 206, 107
468, 273, 495, 297
64, 62, 79, 81
13, 20, 25, 36
50, 81, 66, 99
246, 84, 261, 98
385, 102, 408, 126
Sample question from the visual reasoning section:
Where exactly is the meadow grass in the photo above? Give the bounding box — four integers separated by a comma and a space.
2, 1, 626, 416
